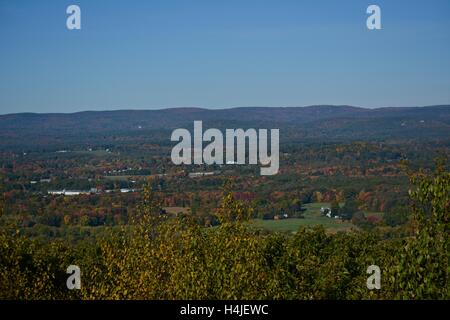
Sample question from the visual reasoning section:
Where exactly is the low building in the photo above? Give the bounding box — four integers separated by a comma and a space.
48, 190, 65, 195
188, 171, 215, 178
47, 189, 90, 196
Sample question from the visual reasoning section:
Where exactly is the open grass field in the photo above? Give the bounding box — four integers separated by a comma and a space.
249, 202, 356, 233
164, 207, 191, 215
103, 175, 137, 181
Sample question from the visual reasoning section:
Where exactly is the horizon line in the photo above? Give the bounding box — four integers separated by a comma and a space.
1, 104, 450, 116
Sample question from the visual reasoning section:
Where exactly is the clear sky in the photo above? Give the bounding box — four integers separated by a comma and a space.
0, 0, 449, 114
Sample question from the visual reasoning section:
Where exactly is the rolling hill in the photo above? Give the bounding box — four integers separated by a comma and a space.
0, 105, 449, 150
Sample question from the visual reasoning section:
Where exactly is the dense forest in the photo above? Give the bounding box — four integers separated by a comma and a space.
0, 162, 448, 299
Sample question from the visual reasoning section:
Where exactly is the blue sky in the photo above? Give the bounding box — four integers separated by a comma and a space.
0, 0, 449, 114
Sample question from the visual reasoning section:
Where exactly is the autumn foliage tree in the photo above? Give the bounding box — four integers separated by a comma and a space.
0, 166, 448, 300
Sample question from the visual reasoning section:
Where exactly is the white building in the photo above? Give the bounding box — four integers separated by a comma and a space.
188, 172, 215, 178
47, 189, 90, 196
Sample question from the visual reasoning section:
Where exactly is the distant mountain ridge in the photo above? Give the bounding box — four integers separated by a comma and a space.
1, 105, 449, 129
0, 105, 449, 150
